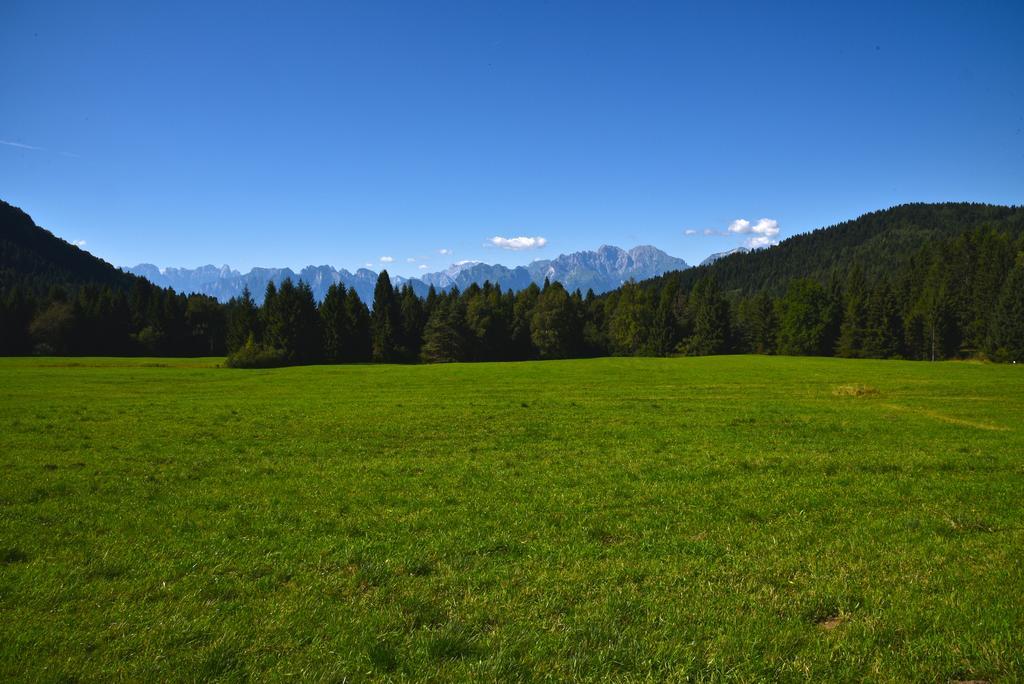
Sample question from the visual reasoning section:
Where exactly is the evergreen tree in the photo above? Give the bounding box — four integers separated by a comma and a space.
580, 289, 610, 357
530, 281, 579, 359
646, 279, 679, 356
185, 294, 227, 355
836, 265, 870, 357
292, 281, 322, 362
736, 292, 778, 354
399, 285, 426, 361
914, 260, 960, 360
861, 281, 903, 358
345, 287, 373, 362
320, 283, 351, 363
261, 281, 283, 351
371, 271, 402, 362
607, 281, 650, 355
226, 286, 258, 353
687, 276, 730, 355
988, 258, 1024, 362
0, 287, 35, 354
464, 282, 509, 361
511, 283, 541, 360
421, 295, 467, 363
262, 279, 320, 362
776, 279, 830, 356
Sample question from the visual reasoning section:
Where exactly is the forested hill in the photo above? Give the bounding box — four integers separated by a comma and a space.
0, 200, 138, 295
2, 199, 1023, 362
607, 202, 1024, 362
1, 200, 225, 356
653, 202, 1024, 296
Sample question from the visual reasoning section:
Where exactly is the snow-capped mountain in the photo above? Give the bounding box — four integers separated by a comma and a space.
699, 246, 750, 266
125, 245, 690, 304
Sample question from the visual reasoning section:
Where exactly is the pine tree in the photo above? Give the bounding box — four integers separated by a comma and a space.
861, 281, 903, 358
261, 281, 283, 351
399, 285, 426, 361
530, 281, 579, 359
836, 266, 867, 357
736, 292, 777, 354
421, 295, 467, 363
345, 288, 373, 362
607, 281, 650, 355
293, 281, 321, 362
988, 258, 1024, 362
776, 279, 829, 356
226, 286, 258, 353
371, 271, 402, 362
915, 260, 960, 360
646, 279, 679, 356
511, 283, 541, 360
0, 287, 35, 354
687, 276, 730, 355
320, 283, 351, 363
464, 282, 508, 361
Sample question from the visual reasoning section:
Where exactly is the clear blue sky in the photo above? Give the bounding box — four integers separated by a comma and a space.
2, 1, 1022, 275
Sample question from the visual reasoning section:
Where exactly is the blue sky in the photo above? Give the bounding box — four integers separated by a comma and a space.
2, 1, 1022, 275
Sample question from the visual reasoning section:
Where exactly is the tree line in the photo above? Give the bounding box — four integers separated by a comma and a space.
2, 226, 1022, 364
218, 224, 1022, 365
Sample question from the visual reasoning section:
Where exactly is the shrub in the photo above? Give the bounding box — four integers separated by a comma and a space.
225, 335, 289, 368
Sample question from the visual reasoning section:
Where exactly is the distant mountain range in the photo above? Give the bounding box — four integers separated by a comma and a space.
126, 245, 691, 304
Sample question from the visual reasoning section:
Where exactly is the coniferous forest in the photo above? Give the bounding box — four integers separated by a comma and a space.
2, 200, 1023, 364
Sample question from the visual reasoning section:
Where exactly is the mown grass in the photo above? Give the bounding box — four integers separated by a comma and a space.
1, 355, 1022, 681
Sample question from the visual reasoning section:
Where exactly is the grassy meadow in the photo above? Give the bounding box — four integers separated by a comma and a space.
1, 355, 1022, 681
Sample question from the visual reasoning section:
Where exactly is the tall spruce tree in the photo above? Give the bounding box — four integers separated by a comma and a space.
988, 258, 1024, 362
607, 281, 650, 355
371, 271, 402, 362
345, 287, 373, 362
687, 276, 729, 355
530, 281, 579, 360
320, 283, 351, 363
736, 292, 778, 354
511, 283, 541, 360
399, 285, 426, 361
421, 294, 467, 363
861, 281, 903, 358
776, 279, 830, 356
226, 286, 258, 353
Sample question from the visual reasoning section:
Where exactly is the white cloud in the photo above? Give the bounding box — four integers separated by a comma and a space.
438, 248, 452, 255
379, 256, 394, 263
0, 139, 44, 151
0, 139, 78, 158
418, 264, 428, 270
488, 235, 548, 250
703, 228, 717, 236
73, 240, 87, 247
406, 257, 416, 263
364, 262, 374, 268
728, 218, 778, 237
684, 229, 697, 236
455, 259, 480, 265
727, 218, 780, 248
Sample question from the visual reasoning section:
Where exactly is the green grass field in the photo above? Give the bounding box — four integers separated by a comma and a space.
1, 356, 1022, 682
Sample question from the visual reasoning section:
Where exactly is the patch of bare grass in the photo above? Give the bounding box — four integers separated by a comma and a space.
832, 384, 880, 397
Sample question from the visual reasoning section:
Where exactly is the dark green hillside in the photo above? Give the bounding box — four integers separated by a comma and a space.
0, 201, 226, 356
663, 203, 1024, 296
614, 203, 1024, 361
0, 200, 138, 295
